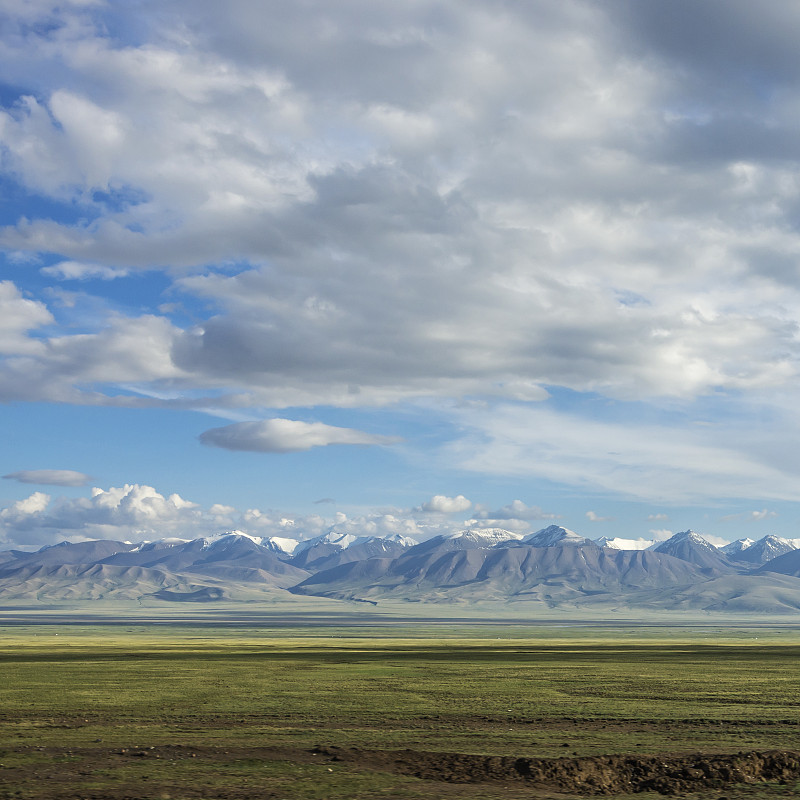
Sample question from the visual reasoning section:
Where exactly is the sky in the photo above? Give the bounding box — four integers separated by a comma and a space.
3, 0, 800, 549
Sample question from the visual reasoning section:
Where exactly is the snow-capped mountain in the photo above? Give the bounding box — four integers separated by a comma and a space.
290, 531, 416, 570
522, 525, 592, 547
292, 531, 361, 555
726, 535, 799, 566
402, 528, 522, 557
651, 530, 734, 573
9, 524, 800, 612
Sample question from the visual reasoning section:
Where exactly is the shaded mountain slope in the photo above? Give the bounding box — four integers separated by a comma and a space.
651, 531, 739, 574
292, 544, 712, 604
0, 540, 135, 575
755, 548, 800, 577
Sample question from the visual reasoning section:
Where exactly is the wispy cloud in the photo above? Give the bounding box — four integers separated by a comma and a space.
720, 509, 779, 523
444, 402, 800, 504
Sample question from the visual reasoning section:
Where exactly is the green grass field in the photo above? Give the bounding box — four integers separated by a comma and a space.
1, 616, 800, 798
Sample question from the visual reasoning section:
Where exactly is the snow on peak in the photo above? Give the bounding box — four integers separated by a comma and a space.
200, 530, 264, 549
293, 530, 372, 554
379, 533, 417, 547
131, 537, 189, 552
748, 535, 798, 558
446, 528, 523, 547
524, 525, 591, 547
263, 536, 300, 555
595, 536, 654, 551
294, 530, 417, 554
721, 537, 755, 555
653, 530, 717, 552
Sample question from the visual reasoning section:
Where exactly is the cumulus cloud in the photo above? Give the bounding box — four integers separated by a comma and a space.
3, 470, 92, 487
198, 419, 400, 453
0, 482, 501, 548
0, 484, 229, 546
419, 494, 472, 513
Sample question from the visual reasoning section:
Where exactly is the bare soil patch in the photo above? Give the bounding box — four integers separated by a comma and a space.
315, 745, 800, 795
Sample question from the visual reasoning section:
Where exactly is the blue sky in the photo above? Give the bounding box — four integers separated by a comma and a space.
3, 0, 800, 548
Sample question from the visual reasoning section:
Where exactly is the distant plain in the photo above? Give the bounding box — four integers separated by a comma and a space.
2, 603, 800, 799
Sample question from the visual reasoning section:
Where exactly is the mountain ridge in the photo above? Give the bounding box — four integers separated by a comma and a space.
2, 528, 800, 612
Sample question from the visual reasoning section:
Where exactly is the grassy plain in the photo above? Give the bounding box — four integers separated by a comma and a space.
1, 608, 800, 798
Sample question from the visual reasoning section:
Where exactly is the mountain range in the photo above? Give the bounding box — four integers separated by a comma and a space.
4, 526, 800, 612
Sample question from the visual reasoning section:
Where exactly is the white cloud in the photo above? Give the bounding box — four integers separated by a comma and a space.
0, 281, 53, 356
0, 484, 468, 547
41, 261, 129, 280
3, 470, 91, 487
648, 513, 669, 521
463, 517, 532, 533
0, 484, 209, 546
720, 509, 779, 523
586, 511, 614, 523
649, 529, 674, 541
419, 494, 472, 513
198, 419, 401, 453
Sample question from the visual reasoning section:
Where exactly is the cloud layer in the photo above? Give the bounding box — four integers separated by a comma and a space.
2, 1, 800, 507
0, 484, 480, 547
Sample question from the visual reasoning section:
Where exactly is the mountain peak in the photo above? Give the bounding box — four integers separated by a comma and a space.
657, 530, 716, 551
523, 525, 592, 547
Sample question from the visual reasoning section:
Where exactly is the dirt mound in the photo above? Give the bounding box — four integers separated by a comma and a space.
315, 745, 800, 795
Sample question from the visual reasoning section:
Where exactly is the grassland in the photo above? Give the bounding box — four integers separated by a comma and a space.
1, 612, 800, 798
